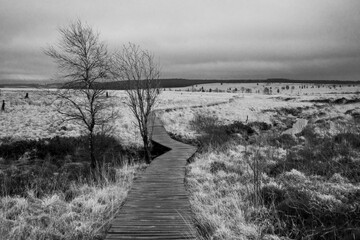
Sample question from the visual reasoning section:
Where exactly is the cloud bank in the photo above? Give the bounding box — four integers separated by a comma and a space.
0, 0, 359, 81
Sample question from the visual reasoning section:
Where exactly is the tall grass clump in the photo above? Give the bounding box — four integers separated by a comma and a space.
189, 112, 259, 152
189, 113, 232, 151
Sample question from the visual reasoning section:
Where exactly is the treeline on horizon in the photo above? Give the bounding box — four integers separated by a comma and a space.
1, 78, 360, 90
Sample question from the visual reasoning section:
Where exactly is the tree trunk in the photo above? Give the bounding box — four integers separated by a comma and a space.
89, 132, 96, 169
143, 136, 151, 164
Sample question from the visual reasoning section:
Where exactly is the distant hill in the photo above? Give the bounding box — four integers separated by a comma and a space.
1, 78, 359, 90
0, 83, 46, 89
98, 78, 360, 90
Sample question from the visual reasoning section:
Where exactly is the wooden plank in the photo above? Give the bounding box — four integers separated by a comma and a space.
105, 115, 197, 239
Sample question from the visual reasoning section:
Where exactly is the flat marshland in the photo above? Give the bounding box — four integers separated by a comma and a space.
1, 83, 360, 239
0, 88, 234, 239
159, 83, 360, 240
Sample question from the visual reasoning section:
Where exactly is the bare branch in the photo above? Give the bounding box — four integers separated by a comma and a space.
113, 43, 161, 163
45, 20, 115, 170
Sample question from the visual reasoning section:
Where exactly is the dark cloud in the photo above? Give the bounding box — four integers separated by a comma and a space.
0, 0, 359, 81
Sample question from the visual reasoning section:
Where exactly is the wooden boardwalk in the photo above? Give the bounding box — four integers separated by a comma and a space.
105, 115, 197, 239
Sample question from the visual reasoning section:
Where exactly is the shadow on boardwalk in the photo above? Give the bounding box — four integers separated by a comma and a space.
105, 115, 197, 240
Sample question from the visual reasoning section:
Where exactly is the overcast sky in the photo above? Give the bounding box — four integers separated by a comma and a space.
1, 0, 360, 81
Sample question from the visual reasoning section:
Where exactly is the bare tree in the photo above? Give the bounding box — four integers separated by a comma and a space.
114, 43, 160, 164
44, 20, 114, 170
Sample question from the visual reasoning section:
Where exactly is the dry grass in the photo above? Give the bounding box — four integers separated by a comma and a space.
187, 143, 260, 239
0, 164, 146, 240
164, 95, 360, 240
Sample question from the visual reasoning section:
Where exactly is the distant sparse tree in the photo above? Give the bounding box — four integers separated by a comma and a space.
25, 93, 29, 99
44, 20, 115, 170
286, 85, 289, 90
113, 43, 160, 164
1, 100, 4, 111
263, 87, 271, 95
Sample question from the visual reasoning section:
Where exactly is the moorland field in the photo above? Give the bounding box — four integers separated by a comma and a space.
0, 82, 360, 239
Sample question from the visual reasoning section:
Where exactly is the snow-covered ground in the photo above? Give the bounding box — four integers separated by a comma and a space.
1, 86, 359, 144
0, 89, 139, 146
158, 86, 360, 139
0, 89, 236, 145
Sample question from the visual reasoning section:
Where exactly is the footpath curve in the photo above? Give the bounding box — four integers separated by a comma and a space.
105, 114, 197, 239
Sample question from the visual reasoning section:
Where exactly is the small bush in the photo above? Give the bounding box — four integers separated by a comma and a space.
225, 121, 256, 136
248, 121, 272, 131
210, 161, 227, 174
190, 113, 220, 133
261, 183, 286, 207
190, 113, 232, 151
334, 132, 360, 148
269, 134, 297, 148
298, 125, 321, 145
277, 107, 302, 117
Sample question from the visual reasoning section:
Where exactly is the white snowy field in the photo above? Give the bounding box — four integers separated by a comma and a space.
1, 85, 359, 144
158, 87, 360, 139
0, 89, 137, 145
0, 89, 235, 145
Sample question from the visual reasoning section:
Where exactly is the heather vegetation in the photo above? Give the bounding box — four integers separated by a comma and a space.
159, 93, 360, 240
0, 128, 146, 239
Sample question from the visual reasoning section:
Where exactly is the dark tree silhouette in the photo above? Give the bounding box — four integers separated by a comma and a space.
44, 20, 115, 170
113, 43, 160, 164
